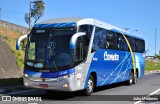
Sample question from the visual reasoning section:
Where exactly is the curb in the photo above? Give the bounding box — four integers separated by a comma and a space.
145, 70, 160, 74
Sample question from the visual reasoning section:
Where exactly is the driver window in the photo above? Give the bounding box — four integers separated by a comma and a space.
28, 42, 35, 60
75, 37, 85, 61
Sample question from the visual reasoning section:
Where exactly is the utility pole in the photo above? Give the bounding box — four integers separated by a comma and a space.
155, 28, 157, 56
0, 7, 1, 20
29, 0, 32, 29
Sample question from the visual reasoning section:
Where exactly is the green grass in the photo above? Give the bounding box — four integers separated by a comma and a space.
145, 60, 160, 71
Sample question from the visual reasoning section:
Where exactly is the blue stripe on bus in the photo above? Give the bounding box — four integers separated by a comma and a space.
24, 68, 75, 78
33, 22, 77, 28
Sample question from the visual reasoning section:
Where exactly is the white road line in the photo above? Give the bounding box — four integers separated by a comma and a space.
149, 88, 160, 95
134, 88, 160, 104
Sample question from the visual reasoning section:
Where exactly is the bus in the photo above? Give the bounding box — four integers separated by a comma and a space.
16, 18, 145, 96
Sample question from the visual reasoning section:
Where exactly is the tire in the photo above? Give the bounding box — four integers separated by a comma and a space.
127, 71, 134, 85
83, 75, 94, 96
133, 72, 137, 84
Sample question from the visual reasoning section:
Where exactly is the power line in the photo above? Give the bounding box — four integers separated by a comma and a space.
1, 8, 25, 15
2, 11, 24, 17
2, 15, 24, 22
0, 7, 25, 22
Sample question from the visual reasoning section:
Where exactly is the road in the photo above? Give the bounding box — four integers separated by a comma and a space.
1, 72, 160, 104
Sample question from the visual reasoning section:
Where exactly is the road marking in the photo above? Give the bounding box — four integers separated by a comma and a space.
134, 88, 160, 104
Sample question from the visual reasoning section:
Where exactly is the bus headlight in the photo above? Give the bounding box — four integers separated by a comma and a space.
63, 75, 68, 79
24, 73, 29, 78
58, 73, 74, 81
26, 62, 33, 66
34, 63, 44, 68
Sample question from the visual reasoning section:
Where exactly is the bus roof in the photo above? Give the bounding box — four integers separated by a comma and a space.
36, 17, 144, 40
38, 17, 84, 24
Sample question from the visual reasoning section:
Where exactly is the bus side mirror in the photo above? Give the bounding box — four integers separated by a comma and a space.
70, 32, 86, 49
16, 34, 28, 50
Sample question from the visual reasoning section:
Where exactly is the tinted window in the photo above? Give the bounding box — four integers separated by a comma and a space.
79, 25, 93, 39
128, 37, 136, 52
75, 37, 85, 61
136, 39, 145, 53
79, 25, 93, 47
116, 34, 124, 50
106, 30, 115, 49
123, 36, 129, 51
92, 27, 106, 50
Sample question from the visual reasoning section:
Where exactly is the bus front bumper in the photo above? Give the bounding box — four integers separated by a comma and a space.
23, 75, 82, 92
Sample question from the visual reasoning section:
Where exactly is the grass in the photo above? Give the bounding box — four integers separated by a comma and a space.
0, 27, 25, 69
145, 60, 160, 71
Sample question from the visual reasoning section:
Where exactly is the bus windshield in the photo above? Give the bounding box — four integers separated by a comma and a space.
26, 28, 76, 71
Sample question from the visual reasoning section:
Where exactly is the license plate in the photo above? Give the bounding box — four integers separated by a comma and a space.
39, 84, 48, 88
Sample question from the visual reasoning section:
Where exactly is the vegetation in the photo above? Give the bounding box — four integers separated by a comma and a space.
145, 60, 160, 71
25, 1, 45, 28
0, 27, 25, 69
155, 54, 160, 59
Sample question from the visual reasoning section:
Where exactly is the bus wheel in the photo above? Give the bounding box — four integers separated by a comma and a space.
133, 72, 137, 84
83, 75, 94, 96
128, 71, 134, 85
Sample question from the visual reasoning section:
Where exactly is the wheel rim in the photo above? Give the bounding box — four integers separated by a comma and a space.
87, 79, 93, 93
130, 73, 133, 84
134, 74, 137, 83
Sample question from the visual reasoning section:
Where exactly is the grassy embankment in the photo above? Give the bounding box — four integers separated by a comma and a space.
0, 27, 25, 69
145, 60, 160, 71
0, 27, 24, 86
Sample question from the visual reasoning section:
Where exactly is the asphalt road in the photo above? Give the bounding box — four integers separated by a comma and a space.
1, 72, 160, 104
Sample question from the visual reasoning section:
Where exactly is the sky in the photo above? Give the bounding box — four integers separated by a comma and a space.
0, 0, 160, 56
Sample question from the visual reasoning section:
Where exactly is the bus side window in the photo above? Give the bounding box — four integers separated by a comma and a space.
128, 37, 136, 52
105, 31, 115, 49
79, 25, 93, 39
136, 39, 145, 53
116, 34, 123, 50
92, 27, 106, 51
123, 36, 129, 51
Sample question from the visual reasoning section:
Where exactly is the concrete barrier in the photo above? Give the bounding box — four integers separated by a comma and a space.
0, 20, 28, 34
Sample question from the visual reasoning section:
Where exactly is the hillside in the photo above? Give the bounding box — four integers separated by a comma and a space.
0, 27, 25, 69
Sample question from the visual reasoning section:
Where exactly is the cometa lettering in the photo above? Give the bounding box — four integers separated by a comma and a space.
104, 52, 119, 61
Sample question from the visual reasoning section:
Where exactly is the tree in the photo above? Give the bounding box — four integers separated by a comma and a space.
24, 1, 45, 29
155, 54, 160, 59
